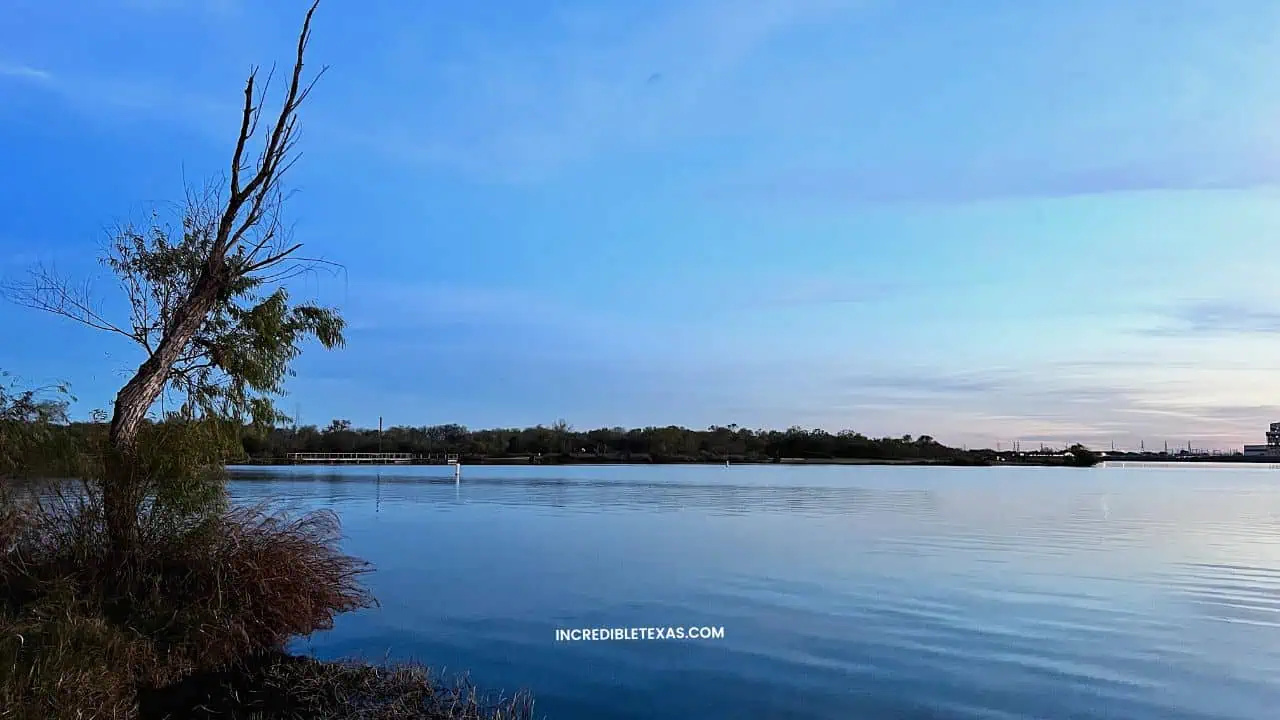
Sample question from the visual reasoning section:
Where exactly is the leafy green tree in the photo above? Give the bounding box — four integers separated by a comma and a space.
0, 372, 73, 480
2, 1, 337, 553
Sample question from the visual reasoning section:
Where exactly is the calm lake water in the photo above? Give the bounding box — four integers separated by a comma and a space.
226, 463, 1280, 720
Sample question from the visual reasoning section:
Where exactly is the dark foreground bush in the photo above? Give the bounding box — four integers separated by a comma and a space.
0, 489, 535, 719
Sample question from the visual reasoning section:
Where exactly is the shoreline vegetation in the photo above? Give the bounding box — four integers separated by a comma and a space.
35, 419, 1112, 469
232, 420, 1105, 469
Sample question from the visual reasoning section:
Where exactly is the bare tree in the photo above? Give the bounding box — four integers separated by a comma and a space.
3, 0, 342, 553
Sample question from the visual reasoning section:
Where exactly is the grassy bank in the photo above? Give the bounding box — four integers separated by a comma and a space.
0, 486, 535, 719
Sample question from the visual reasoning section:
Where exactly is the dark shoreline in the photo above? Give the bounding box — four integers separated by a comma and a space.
237, 455, 991, 467
237, 453, 1280, 470
236, 455, 1108, 469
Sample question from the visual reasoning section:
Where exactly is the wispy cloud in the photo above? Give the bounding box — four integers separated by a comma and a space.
343, 282, 574, 332
0, 59, 238, 139
0, 61, 53, 84
677, 273, 907, 311
335, 280, 663, 364
359, 0, 870, 182
1140, 299, 1280, 337
0, 0, 261, 137
753, 363, 1280, 449
846, 371, 1012, 396
716, 148, 1280, 206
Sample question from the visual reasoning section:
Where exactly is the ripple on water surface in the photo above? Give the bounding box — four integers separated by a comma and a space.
229, 464, 1280, 720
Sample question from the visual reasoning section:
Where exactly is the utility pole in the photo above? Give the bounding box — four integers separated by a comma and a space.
379, 416, 384, 453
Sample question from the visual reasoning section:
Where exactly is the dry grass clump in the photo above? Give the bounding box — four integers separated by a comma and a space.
137, 652, 537, 720
0, 487, 536, 719
3, 485, 375, 663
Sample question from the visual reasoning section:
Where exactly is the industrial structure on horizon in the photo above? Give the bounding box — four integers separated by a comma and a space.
1242, 422, 1280, 457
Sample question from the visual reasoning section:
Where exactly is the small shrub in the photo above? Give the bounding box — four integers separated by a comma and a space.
0, 491, 378, 717
1, 431, 537, 719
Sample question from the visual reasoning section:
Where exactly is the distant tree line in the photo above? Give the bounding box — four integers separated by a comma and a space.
238, 419, 991, 464
5, 416, 1108, 468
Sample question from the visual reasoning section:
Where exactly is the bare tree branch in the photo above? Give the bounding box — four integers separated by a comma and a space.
243, 243, 304, 274
216, 1, 323, 260
229, 69, 257, 200
252, 256, 343, 286
2, 265, 141, 347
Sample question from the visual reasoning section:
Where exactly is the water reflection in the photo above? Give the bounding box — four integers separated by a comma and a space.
227, 464, 1280, 720
230, 468, 944, 519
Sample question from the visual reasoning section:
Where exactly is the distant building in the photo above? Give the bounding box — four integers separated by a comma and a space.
1243, 422, 1280, 457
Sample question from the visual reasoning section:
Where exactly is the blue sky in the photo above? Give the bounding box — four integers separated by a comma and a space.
4, 0, 1280, 450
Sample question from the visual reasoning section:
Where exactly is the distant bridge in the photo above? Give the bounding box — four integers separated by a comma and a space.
286, 452, 415, 464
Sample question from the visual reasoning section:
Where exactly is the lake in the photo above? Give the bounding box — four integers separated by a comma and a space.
226, 463, 1280, 720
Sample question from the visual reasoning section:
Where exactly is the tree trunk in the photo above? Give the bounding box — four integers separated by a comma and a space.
104, 270, 225, 554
